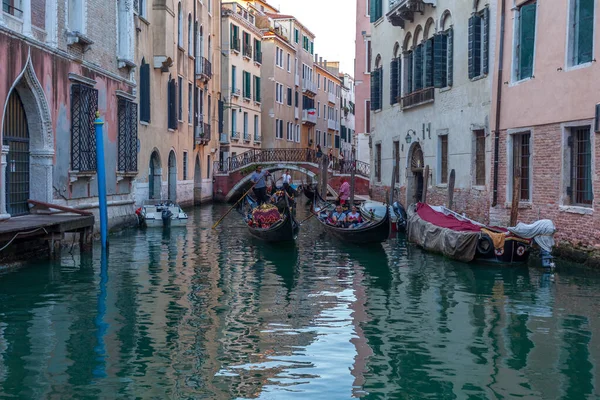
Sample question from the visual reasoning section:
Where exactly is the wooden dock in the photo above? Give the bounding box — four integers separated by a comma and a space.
0, 201, 95, 262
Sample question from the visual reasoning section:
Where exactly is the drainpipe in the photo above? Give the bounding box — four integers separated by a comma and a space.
492, 0, 506, 207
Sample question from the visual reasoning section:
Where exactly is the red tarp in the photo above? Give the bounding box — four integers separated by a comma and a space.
415, 203, 483, 232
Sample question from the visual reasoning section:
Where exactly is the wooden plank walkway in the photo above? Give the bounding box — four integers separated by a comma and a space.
0, 214, 94, 242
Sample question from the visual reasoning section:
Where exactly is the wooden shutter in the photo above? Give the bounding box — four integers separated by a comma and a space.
577, 0, 594, 64
218, 100, 224, 133
168, 78, 177, 130
378, 67, 383, 108
370, 69, 380, 110
397, 57, 402, 98
139, 61, 151, 123
370, 0, 377, 22
406, 52, 413, 94
519, 3, 536, 80
483, 7, 490, 75
447, 28, 454, 87
425, 38, 434, 88
390, 58, 399, 105
468, 16, 475, 79
414, 44, 423, 90
468, 16, 482, 79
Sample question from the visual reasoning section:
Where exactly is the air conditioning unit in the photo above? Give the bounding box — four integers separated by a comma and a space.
595, 103, 600, 132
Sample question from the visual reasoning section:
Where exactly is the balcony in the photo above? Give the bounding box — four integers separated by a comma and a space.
327, 119, 339, 131
243, 131, 250, 141
220, 133, 229, 144
195, 123, 211, 145
231, 130, 240, 140
231, 87, 241, 98
386, 0, 436, 28
302, 109, 317, 125
231, 38, 241, 53
243, 44, 252, 59
328, 92, 336, 104
295, 73, 300, 87
254, 51, 262, 64
195, 57, 212, 82
302, 78, 316, 95
400, 87, 435, 110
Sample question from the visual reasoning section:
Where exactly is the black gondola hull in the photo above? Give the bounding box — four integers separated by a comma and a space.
246, 204, 299, 243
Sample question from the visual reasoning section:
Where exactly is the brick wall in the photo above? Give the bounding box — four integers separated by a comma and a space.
31, 0, 46, 30
490, 123, 600, 251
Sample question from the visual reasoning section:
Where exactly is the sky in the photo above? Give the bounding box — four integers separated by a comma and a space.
275, 0, 357, 75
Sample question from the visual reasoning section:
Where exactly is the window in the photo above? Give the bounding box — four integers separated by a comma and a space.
393, 141, 400, 183
231, 24, 240, 52
567, 127, 594, 206
303, 35, 309, 51
475, 130, 486, 186
139, 58, 151, 123
254, 39, 262, 63
323, 104, 327, 120
439, 135, 448, 184
177, 76, 183, 121
318, 74, 321, 88
367, 40, 372, 73
287, 122, 292, 141
295, 125, 300, 143
327, 133, 332, 147
317, 101, 321, 117
276, 47, 284, 68
232, 65, 237, 93
116, 97, 138, 173
316, 130, 321, 146
366, 0, 371, 16
243, 71, 251, 99
569, 0, 594, 66
468, 8, 490, 79
514, 2, 537, 81
365, 100, 371, 133
177, 2, 183, 47
390, 55, 401, 105
335, 135, 340, 149
276, 82, 283, 103
370, 63, 383, 110
231, 109, 237, 138
511, 132, 532, 201
254, 115, 259, 140
433, 27, 454, 88
287, 53, 291, 72
254, 76, 261, 102
287, 87, 292, 106
188, 14, 193, 54
295, 91, 299, 107
294, 28, 299, 43
375, 143, 381, 182
276, 119, 283, 139
188, 82, 192, 123
242, 31, 251, 58
310, 41, 314, 55
243, 112, 249, 139
167, 77, 177, 129
370, 0, 382, 22
182, 151, 188, 180
70, 84, 98, 172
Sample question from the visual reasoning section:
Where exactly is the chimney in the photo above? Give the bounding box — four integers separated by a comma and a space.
315, 53, 318, 63
319, 56, 323, 66
324, 59, 327, 68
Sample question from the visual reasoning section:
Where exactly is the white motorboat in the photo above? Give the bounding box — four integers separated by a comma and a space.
137, 200, 188, 227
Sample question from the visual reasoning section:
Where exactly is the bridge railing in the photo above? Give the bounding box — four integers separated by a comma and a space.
213, 148, 370, 178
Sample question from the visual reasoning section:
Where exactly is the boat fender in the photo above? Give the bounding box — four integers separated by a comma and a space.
476, 234, 495, 256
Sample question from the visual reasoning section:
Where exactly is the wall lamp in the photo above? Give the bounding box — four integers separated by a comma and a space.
405, 129, 416, 144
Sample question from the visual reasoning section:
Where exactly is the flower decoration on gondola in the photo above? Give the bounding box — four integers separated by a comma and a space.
248, 203, 283, 228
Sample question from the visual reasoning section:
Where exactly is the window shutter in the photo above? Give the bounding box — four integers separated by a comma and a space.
397, 56, 402, 98
140, 61, 151, 122
370, 0, 377, 22
414, 44, 423, 90
425, 38, 434, 88
341, 125, 347, 140
483, 7, 490, 75
519, 3, 536, 80
246, 72, 252, 98
335, 135, 340, 149
447, 28, 454, 87
577, 0, 594, 64
390, 58, 399, 104
468, 16, 475, 79
406, 52, 413, 94
378, 67, 384, 108
218, 100, 224, 133
370, 69, 379, 110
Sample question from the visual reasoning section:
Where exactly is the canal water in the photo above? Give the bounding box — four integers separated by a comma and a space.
0, 205, 599, 399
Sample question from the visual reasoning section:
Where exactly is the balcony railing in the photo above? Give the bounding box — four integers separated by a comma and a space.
254, 51, 262, 64
302, 78, 316, 95
196, 57, 212, 81
243, 44, 252, 59
400, 87, 435, 110
302, 109, 317, 125
195, 123, 211, 145
328, 92, 336, 104
231, 38, 241, 53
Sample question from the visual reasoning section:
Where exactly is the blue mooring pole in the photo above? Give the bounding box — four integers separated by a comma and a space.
94, 112, 108, 248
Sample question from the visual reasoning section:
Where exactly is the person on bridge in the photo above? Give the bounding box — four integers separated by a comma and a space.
250, 166, 271, 205
338, 177, 350, 206
282, 169, 294, 197
339, 152, 345, 172
328, 149, 334, 169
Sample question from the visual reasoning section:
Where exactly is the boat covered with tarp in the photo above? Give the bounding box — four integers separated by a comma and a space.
407, 203, 556, 267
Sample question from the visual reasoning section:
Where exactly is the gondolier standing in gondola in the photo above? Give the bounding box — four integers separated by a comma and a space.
282, 169, 294, 197
250, 165, 271, 205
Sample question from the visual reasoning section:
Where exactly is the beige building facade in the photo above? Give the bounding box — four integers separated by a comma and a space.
134, 0, 221, 207
314, 62, 342, 158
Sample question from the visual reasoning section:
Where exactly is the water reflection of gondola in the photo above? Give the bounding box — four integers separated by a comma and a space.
254, 242, 299, 294
342, 244, 391, 292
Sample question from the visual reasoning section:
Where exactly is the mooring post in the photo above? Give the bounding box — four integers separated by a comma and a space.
350, 146, 356, 206
94, 112, 108, 248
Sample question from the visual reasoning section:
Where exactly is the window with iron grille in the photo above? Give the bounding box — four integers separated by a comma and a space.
183, 151, 188, 180
439, 135, 448, 184
370, 67, 382, 110
375, 143, 382, 182
139, 59, 151, 123
117, 98, 138, 173
567, 127, 594, 206
511, 132, 531, 201
475, 130, 486, 186
70, 84, 98, 172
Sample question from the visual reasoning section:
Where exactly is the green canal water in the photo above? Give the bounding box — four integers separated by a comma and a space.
0, 205, 599, 399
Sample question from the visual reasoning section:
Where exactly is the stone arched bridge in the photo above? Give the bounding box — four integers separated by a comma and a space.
213, 148, 371, 201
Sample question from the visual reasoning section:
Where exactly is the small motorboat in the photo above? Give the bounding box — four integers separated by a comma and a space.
360, 200, 407, 233
136, 200, 188, 228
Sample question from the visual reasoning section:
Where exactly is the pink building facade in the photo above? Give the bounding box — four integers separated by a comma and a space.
353, 0, 371, 164
490, 0, 600, 257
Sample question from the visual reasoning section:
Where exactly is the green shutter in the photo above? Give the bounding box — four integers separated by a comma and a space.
576, 0, 594, 65
390, 58, 399, 104
310, 41, 314, 55
414, 44, 423, 90
370, 0, 376, 22
434, 33, 447, 88
406, 52, 413, 93
468, 16, 475, 79
468, 16, 482, 79
370, 69, 380, 110
254, 76, 261, 102
518, 3, 536, 80
231, 65, 236, 91
447, 28, 454, 86
379, 67, 384, 107
425, 38, 434, 87
397, 57, 402, 98
483, 7, 490, 75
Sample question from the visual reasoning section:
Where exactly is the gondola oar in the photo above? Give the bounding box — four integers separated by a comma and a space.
298, 201, 335, 225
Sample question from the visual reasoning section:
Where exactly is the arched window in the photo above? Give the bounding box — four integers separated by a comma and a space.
177, 2, 183, 47
371, 54, 383, 111
390, 42, 402, 105
438, 10, 454, 87
424, 18, 435, 40
188, 14, 192, 55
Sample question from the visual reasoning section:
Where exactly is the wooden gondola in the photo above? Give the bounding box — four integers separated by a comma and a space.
244, 196, 300, 243
303, 184, 317, 201
313, 191, 390, 244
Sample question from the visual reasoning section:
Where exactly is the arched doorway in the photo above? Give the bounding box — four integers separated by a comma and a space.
149, 150, 162, 200
168, 150, 177, 202
407, 143, 425, 204
3, 91, 30, 216
194, 155, 202, 205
